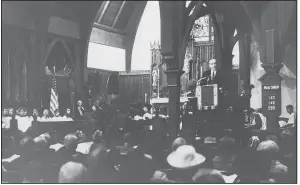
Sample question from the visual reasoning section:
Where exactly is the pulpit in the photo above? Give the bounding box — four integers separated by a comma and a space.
195, 84, 218, 110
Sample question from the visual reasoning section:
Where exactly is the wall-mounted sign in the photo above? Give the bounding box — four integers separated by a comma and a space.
261, 84, 281, 115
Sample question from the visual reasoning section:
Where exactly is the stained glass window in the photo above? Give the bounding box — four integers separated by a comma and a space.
191, 15, 214, 43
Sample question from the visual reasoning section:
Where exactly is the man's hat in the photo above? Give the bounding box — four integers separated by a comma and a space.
167, 145, 205, 169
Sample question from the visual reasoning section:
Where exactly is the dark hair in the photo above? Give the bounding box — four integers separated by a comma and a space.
64, 108, 71, 116
286, 104, 294, 110
119, 153, 155, 182
86, 146, 110, 182
172, 137, 187, 151
233, 149, 271, 178
92, 130, 103, 143
248, 108, 255, 113
23, 161, 43, 182
218, 136, 236, 155
19, 137, 35, 156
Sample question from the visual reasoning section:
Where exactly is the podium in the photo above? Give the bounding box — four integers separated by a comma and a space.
195, 84, 218, 110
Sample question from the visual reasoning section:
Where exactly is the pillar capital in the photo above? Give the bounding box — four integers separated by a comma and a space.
161, 52, 176, 67
164, 69, 184, 88
261, 63, 283, 74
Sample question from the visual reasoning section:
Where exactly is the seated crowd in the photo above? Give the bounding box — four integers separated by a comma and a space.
1, 103, 297, 183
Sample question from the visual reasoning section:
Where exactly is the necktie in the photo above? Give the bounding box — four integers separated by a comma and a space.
211, 70, 215, 81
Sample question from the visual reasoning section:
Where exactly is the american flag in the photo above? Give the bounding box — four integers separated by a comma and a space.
50, 75, 59, 115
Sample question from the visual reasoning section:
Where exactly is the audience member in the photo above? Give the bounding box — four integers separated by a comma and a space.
22, 161, 44, 183
86, 145, 114, 182
58, 161, 88, 183
257, 140, 288, 183
0, 101, 296, 184
233, 149, 271, 183
167, 145, 206, 182
193, 168, 226, 183
118, 151, 156, 183
248, 135, 260, 149
89, 130, 105, 152
56, 134, 79, 164
265, 134, 279, 144
171, 137, 186, 151
213, 136, 236, 173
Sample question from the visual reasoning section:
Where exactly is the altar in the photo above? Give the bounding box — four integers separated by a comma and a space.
150, 97, 189, 114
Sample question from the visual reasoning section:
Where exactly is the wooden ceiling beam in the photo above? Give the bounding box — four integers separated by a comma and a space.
97, 1, 110, 23
93, 23, 127, 35
112, 1, 126, 28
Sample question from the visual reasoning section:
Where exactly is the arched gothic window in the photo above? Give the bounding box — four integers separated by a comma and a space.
131, 1, 160, 71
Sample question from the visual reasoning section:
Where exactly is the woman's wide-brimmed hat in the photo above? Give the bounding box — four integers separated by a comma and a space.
167, 145, 206, 169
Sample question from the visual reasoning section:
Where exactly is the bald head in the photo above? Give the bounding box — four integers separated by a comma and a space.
172, 137, 186, 151
193, 168, 225, 183
59, 162, 88, 183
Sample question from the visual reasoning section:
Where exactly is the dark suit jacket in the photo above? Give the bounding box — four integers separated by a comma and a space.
250, 114, 262, 130
200, 69, 224, 87
74, 106, 85, 120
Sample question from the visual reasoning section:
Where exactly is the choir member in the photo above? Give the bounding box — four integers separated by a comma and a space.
31, 108, 40, 122
40, 109, 50, 121
52, 110, 62, 121
2, 108, 11, 129
63, 108, 73, 121
75, 100, 85, 120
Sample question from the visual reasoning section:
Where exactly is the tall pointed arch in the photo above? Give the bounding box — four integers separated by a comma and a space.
131, 1, 161, 71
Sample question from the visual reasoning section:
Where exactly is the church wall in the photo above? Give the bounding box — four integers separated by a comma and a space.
87, 69, 150, 104
48, 16, 80, 40
2, 2, 36, 30
249, 1, 296, 116
2, 23, 85, 110
250, 37, 296, 116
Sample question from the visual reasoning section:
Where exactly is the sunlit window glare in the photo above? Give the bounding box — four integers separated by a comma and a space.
189, 7, 195, 16
131, 1, 161, 71
234, 29, 237, 37
87, 42, 126, 71
186, 1, 191, 7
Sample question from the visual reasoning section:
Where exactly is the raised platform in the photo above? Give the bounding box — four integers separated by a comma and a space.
150, 97, 189, 105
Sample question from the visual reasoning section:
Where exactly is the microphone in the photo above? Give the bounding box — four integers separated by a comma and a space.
197, 77, 209, 85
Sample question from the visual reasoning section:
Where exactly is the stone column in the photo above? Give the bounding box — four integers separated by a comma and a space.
162, 52, 184, 137
259, 63, 283, 132
221, 18, 235, 92
160, 1, 185, 138
238, 33, 251, 108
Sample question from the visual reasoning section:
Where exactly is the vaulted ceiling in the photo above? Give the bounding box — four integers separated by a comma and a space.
93, 1, 138, 35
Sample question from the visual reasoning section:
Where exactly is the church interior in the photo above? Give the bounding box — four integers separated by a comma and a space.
2, 1, 297, 183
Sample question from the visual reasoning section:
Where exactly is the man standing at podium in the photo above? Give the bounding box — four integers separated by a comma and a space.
198, 59, 224, 87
